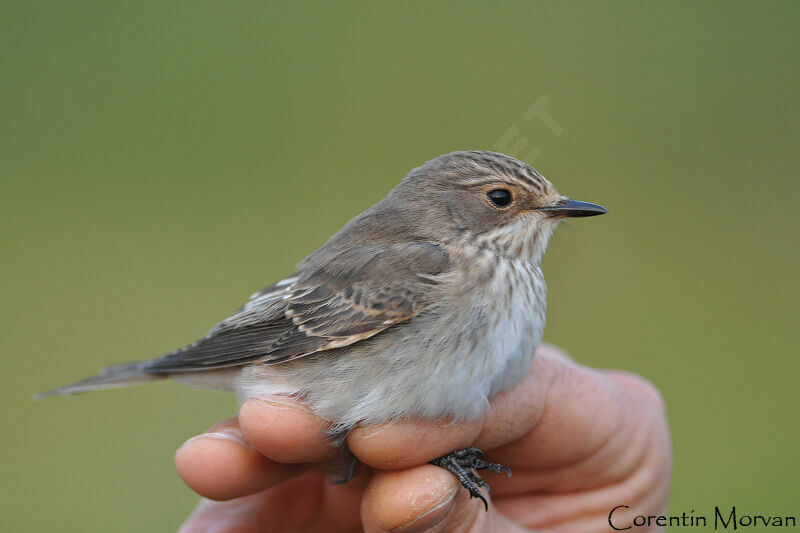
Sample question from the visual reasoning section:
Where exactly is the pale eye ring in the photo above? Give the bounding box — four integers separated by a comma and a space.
487, 188, 513, 207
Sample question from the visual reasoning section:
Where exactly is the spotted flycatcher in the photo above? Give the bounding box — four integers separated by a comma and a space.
39, 150, 607, 506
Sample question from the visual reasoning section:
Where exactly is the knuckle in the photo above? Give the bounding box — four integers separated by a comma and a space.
610, 371, 666, 413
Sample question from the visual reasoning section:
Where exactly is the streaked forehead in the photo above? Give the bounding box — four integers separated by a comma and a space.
430, 150, 551, 193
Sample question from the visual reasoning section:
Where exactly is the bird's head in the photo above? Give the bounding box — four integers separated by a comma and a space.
391, 150, 607, 261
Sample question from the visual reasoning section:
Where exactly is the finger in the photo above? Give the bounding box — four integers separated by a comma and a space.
175, 418, 306, 501
487, 362, 670, 502
348, 416, 484, 470
180, 470, 366, 533
238, 395, 339, 464
360, 464, 469, 532
178, 495, 265, 533
361, 465, 527, 533
537, 341, 575, 362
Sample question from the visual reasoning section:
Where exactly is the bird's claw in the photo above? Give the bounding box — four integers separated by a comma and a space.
431, 447, 512, 511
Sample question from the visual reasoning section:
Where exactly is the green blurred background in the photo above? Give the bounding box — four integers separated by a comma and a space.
2, 2, 799, 531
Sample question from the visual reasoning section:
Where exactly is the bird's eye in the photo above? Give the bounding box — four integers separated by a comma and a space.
487, 188, 513, 208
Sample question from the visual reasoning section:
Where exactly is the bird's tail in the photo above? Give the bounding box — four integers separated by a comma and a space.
34, 361, 164, 399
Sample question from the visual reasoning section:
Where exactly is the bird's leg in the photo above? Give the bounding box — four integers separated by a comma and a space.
328, 429, 360, 484
430, 447, 512, 511
331, 449, 359, 485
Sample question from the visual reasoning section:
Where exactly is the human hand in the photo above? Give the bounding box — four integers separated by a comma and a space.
175, 344, 671, 532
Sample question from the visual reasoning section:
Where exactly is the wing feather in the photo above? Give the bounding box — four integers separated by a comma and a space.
143, 243, 450, 373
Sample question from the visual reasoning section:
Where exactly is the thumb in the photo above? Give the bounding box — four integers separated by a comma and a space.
360, 464, 524, 532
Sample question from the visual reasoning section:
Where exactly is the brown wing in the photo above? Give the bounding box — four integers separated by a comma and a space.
143, 243, 449, 373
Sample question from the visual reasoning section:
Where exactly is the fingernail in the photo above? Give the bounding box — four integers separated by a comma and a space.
352, 425, 386, 440
254, 395, 312, 413
180, 428, 251, 450
391, 487, 458, 532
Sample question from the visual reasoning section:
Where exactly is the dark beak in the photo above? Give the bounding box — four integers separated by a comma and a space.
539, 199, 608, 218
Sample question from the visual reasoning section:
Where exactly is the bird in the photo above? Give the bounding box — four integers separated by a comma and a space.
38, 150, 607, 507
